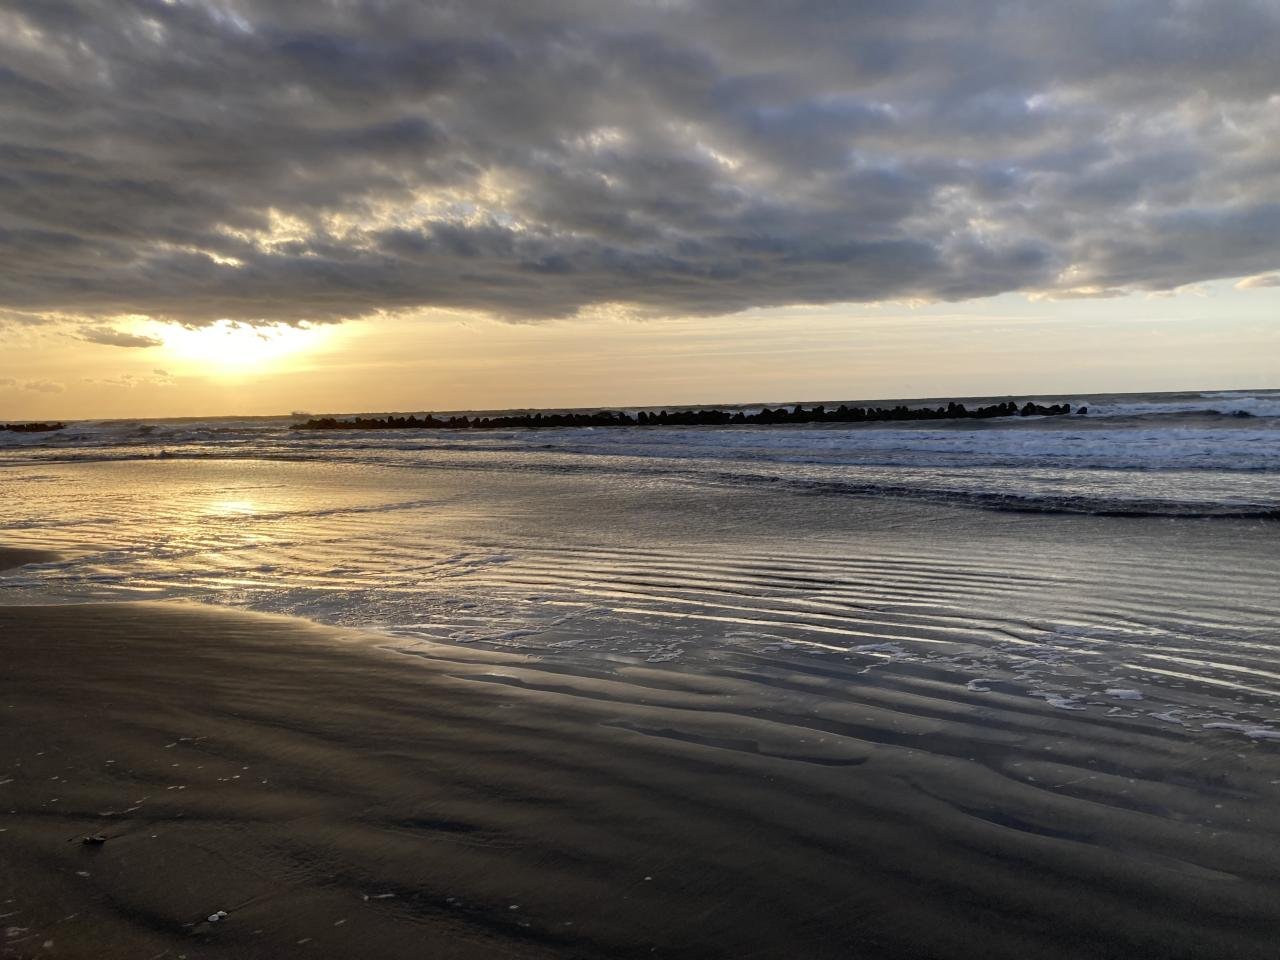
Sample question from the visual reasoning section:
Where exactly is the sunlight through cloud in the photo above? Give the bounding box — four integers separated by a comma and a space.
155, 320, 330, 374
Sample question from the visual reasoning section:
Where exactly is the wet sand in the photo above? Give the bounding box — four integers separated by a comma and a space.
2, 584, 1279, 956
0, 548, 59, 571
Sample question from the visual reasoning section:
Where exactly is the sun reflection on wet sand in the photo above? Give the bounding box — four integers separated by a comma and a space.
208, 498, 258, 517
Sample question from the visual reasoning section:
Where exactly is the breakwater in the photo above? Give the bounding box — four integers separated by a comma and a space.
1, 422, 65, 433
295, 400, 1077, 431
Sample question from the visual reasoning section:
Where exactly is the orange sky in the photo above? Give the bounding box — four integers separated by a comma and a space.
3, 279, 1278, 420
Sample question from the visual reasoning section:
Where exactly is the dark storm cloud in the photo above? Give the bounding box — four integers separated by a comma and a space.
1, 0, 1278, 326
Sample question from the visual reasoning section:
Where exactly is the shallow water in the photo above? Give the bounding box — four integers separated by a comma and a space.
2, 455, 1278, 739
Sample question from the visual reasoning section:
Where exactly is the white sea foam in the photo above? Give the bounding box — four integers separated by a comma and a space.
1081, 390, 1280, 419
1031, 692, 1088, 711
1104, 689, 1144, 700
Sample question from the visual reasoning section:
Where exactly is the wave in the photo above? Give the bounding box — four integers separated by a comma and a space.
6, 423, 1280, 468
775, 477, 1280, 519
1075, 389, 1280, 419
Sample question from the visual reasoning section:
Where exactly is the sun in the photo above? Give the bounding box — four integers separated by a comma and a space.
155, 320, 329, 373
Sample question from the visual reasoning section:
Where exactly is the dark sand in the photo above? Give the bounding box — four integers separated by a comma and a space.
2, 566, 1279, 956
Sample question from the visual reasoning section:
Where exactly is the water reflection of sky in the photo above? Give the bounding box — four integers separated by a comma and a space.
208, 498, 257, 517
2, 456, 1278, 739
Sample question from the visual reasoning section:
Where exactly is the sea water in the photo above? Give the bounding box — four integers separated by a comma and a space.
1, 388, 1278, 743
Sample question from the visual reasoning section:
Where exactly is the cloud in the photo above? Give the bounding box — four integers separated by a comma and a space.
1236, 273, 1280, 289
76, 325, 164, 348
1028, 287, 1129, 302
84, 369, 176, 389
0, 377, 65, 393
26, 379, 64, 393
0, 1, 1278, 327
0, 308, 56, 328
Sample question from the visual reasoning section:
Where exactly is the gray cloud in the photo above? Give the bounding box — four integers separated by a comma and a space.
76, 325, 164, 348
1, 0, 1278, 326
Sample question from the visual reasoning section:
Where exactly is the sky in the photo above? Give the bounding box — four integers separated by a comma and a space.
2, 0, 1278, 418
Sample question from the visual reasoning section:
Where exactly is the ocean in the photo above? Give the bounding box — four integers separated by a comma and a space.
2, 386, 1278, 720
4, 388, 1280, 512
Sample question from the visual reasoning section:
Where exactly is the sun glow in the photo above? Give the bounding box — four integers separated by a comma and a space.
156, 320, 328, 372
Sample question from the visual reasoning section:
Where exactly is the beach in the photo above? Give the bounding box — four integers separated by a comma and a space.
4, 0, 1279, 951
4, 558, 1280, 957
2, 396, 1280, 957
